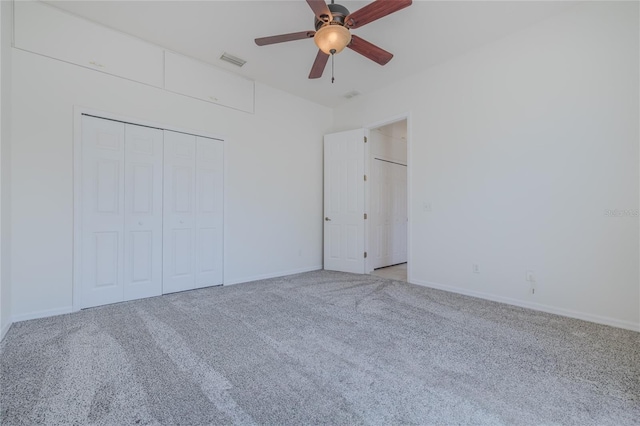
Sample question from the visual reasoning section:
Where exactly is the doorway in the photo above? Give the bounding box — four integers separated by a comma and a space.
322, 116, 410, 282
367, 119, 408, 282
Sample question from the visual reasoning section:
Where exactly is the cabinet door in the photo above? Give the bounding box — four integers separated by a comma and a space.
163, 131, 197, 294
123, 124, 164, 301
195, 137, 224, 288
81, 116, 126, 308
164, 51, 255, 113
15, 1, 164, 87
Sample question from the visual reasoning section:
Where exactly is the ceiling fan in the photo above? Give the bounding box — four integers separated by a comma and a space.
255, 0, 412, 80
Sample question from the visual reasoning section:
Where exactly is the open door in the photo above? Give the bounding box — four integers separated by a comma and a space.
324, 129, 367, 274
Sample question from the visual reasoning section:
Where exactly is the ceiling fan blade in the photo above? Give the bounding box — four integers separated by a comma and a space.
309, 50, 330, 79
306, 0, 332, 22
345, 0, 412, 29
348, 35, 393, 66
255, 31, 315, 46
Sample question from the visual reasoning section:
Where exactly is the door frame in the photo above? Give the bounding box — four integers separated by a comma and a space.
72, 106, 227, 312
363, 112, 412, 282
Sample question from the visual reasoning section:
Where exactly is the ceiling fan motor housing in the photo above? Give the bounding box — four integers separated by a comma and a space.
314, 3, 350, 30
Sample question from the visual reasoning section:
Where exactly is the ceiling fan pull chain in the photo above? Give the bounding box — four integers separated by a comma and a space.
330, 49, 336, 83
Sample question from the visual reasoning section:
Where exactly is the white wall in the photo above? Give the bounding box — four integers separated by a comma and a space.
335, 2, 640, 330
10, 47, 332, 320
1, 0, 14, 339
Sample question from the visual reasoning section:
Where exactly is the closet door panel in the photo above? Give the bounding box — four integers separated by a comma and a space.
163, 131, 197, 294
81, 116, 126, 308
195, 137, 224, 288
391, 163, 408, 265
124, 124, 164, 301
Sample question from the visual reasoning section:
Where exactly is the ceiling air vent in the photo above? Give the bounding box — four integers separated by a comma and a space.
220, 52, 247, 67
344, 90, 361, 99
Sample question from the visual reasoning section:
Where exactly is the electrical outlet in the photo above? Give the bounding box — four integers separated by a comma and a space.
424, 203, 432, 212
472, 264, 480, 274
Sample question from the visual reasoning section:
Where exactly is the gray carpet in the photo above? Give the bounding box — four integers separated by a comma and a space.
1, 270, 639, 425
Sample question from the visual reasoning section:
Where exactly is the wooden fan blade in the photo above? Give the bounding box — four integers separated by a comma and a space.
255, 31, 315, 46
309, 50, 330, 79
345, 0, 412, 29
306, 0, 332, 21
348, 35, 393, 65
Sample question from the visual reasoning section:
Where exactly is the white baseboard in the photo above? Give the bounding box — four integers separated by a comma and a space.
12, 306, 73, 323
411, 278, 640, 332
1, 321, 12, 341
224, 265, 323, 286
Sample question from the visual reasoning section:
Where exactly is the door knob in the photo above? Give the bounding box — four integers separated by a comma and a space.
138, 221, 142, 226
325, 217, 331, 221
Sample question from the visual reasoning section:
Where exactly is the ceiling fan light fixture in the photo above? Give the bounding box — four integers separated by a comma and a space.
314, 24, 351, 55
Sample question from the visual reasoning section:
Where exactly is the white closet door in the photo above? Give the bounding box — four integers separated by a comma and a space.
123, 124, 164, 301
163, 131, 197, 294
81, 116, 126, 308
195, 137, 224, 288
371, 159, 407, 269
391, 163, 408, 265
372, 160, 392, 269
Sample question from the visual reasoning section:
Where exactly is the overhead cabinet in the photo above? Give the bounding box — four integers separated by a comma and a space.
164, 51, 255, 113
14, 2, 255, 112
15, 1, 164, 88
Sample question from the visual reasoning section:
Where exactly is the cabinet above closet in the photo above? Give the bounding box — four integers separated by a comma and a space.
14, 1, 165, 88
164, 52, 254, 114
14, 1, 255, 114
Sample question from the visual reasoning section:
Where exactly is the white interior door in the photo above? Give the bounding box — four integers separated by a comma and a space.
195, 137, 224, 288
81, 115, 126, 308
324, 129, 366, 274
163, 131, 197, 294
123, 124, 163, 301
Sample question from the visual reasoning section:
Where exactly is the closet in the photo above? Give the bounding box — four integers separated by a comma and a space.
79, 115, 223, 309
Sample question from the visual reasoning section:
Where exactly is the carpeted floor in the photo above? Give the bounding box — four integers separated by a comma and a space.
1, 270, 639, 425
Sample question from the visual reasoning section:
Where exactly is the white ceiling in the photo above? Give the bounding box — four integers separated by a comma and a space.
45, 0, 577, 107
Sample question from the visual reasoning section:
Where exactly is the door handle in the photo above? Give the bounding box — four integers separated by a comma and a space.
325, 217, 331, 221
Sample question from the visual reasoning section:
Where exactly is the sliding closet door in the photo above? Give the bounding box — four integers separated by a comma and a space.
163, 131, 197, 294
123, 124, 163, 301
195, 137, 223, 288
81, 116, 126, 308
